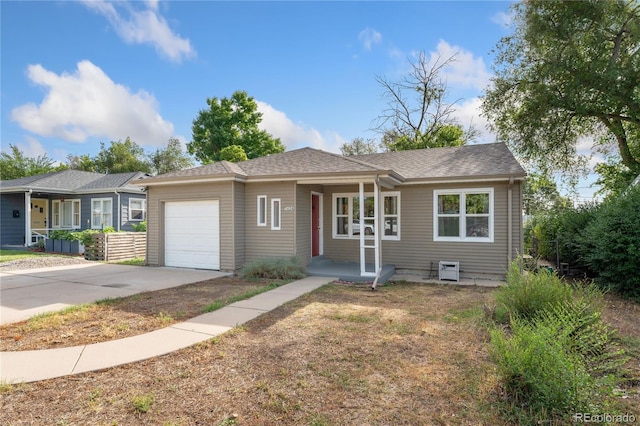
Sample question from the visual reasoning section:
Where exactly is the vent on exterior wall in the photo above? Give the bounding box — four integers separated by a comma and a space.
439, 261, 460, 282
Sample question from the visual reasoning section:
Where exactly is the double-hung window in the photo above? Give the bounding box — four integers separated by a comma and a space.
52, 199, 81, 228
434, 188, 493, 242
332, 192, 400, 240
129, 198, 146, 221
91, 198, 113, 229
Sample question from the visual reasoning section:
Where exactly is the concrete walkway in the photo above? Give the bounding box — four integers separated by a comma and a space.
0, 276, 332, 383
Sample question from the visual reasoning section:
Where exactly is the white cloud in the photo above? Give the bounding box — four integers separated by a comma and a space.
358, 27, 382, 51
451, 97, 495, 143
256, 101, 343, 153
81, 0, 195, 62
11, 60, 175, 147
491, 10, 514, 28
429, 40, 492, 91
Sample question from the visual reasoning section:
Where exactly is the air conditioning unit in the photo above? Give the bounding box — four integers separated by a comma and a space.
439, 261, 459, 282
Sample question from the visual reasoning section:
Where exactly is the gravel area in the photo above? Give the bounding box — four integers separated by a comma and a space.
0, 256, 91, 271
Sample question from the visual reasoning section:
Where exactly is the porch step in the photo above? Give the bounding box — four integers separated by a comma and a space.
307, 258, 395, 284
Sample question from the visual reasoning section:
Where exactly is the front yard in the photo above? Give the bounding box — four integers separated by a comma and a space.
0, 279, 638, 425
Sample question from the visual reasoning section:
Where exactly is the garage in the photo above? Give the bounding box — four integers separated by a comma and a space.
164, 200, 220, 270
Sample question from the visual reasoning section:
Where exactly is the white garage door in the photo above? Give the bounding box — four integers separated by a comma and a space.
164, 200, 220, 270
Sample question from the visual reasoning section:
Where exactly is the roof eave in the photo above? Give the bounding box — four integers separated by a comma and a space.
402, 174, 526, 185
134, 174, 245, 187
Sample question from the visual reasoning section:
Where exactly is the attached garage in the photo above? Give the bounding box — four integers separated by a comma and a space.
164, 200, 220, 270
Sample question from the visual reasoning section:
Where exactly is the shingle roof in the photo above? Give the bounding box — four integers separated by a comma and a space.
0, 170, 146, 193
354, 143, 526, 180
137, 143, 525, 185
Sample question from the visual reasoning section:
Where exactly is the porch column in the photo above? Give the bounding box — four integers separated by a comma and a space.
24, 191, 32, 247
358, 181, 379, 277
374, 176, 381, 275
359, 182, 366, 276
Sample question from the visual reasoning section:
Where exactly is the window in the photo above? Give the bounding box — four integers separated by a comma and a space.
434, 188, 493, 242
332, 192, 400, 240
91, 198, 113, 229
52, 199, 81, 228
257, 195, 267, 226
129, 198, 146, 221
271, 198, 281, 230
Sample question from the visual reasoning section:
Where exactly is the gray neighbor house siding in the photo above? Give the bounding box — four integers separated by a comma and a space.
138, 143, 526, 279
0, 170, 147, 246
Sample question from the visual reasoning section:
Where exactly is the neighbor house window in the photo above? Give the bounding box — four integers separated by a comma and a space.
91, 198, 113, 229
433, 188, 493, 242
52, 199, 81, 228
257, 195, 267, 226
129, 198, 146, 221
332, 192, 400, 240
271, 198, 281, 230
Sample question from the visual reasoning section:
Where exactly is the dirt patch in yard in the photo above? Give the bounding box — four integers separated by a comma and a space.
1, 282, 637, 425
0, 277, 274, 351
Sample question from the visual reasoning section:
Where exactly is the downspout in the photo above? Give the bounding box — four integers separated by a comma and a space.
508, 177, 514, 263
115, 190, 121, 231
24, 189, 33, 246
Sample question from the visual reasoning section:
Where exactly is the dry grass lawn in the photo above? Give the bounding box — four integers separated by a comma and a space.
0, 280, 637, 425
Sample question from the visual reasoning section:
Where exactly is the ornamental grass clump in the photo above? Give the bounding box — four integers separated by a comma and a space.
241, 257, 306, 280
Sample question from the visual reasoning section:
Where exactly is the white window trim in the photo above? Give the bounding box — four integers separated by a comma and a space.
52, 199, 81, 229
91, 198, 113, 229
129, 198, 146, 221
433, 188, 494, 243
271, 198, 281, 230
332, 192, 400, 241
257, 195, 267, 226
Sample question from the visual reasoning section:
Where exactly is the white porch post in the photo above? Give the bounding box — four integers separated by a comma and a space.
374, 177, 381, 275
359, 181, 366, 276
24, 190, 32, 246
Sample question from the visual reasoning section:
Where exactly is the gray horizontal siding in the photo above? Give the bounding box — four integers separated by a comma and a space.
0, 194, 26, 245
145, 182, 234, 270
244, 181, 296, 263
322, 181, 521, 277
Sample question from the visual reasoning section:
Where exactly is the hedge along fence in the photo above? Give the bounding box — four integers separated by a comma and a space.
84, 232, 146, 262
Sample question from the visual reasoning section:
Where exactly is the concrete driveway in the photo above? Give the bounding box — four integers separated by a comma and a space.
0, 264, 228, 325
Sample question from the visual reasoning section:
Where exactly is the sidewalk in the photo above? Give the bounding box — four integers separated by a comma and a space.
0, 276, 333, 383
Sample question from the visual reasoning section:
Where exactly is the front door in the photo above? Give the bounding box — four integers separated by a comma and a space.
31, 198, 48, 235
311, 193, 321, 257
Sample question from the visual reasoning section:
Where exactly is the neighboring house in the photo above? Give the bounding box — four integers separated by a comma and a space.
0, 170, 148, 246
136, 143, 526, 280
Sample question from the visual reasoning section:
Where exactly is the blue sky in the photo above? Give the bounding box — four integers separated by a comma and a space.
1, 1, 599, 199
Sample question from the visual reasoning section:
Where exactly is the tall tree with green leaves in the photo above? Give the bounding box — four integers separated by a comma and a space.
374, 52, 476, 151
340, 137, 379, 156
148, 137, 193, 175
188, 91, 285, 163
482, 0, 640, 191
0, 145, 65, 180
93, 137, 152, 174
66, 154, 96, 171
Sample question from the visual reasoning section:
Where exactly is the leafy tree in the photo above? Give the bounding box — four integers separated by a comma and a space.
523, 171, 572, 216
188, 91, 285, 163
66, 154, 96, 171
340, 137, 379, 156
0, 144, 64, 180
380, 124, 469, 152
148, 137, 193, 175
93, 137, 152, 174
374, 51, 476, 150
482, 0, 640, 187
219, 145, 248, 162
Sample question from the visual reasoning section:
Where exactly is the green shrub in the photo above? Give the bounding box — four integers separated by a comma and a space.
495, 261, 574, 322
131, 221, 146, 232
241, 257, 306, 280
577, 186, 640, 298
490, 316, 598, 421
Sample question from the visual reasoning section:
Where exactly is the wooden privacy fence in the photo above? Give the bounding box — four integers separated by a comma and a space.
85, 232, 146, 262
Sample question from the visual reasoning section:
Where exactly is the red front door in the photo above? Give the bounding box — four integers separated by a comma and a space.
312, 194, 320, 257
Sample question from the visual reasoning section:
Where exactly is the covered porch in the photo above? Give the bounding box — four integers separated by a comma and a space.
306, 256, 396, 283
